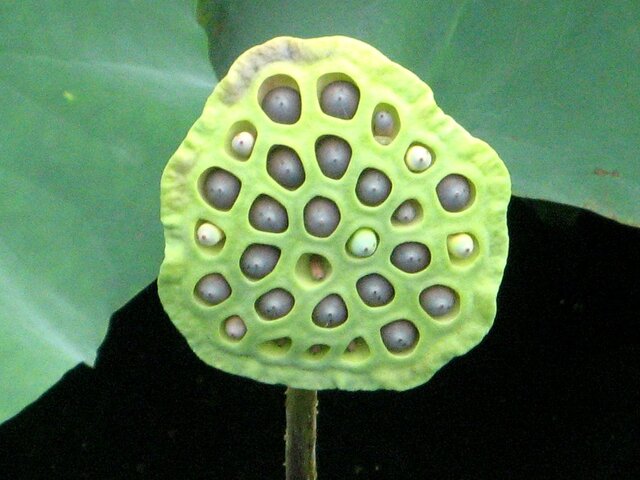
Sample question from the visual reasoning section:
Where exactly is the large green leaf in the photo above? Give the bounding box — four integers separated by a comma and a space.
0, 1, 215, 422
199, 0, 640, 226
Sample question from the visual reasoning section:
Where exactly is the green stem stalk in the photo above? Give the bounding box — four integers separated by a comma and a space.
285, 387, 318, 480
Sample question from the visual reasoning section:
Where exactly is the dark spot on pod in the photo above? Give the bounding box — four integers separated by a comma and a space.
255, 288, 294, 319
320, 81, 360, 119
203, 169, 241, 210
356, 169, 392, 206
390, 242, 431, 273
196, 273, 231, 305
249, 195, 289, 233
312, 294, 347, 328
240, 244, 281, 280
356, 274, 395, 307
381, 320, 419, 353
420, 285, 458, 318
304, 197, 341, 237
261, 87, 301, 124
315, 136, 352, 179
436, 174, 473, 212
267, 146, 305, 190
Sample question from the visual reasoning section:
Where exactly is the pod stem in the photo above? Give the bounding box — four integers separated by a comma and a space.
285, 387, 318, 480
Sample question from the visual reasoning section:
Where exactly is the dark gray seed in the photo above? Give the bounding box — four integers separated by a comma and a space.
320, 81, 360, 119
420, 285, 457, 318
249, 196, 288, 233
312, 294, 348, 328
315, 136, 352, 179
381, 320, 418, 353
356, 169, 392, 206
373, 110, 394, 136
267, 146, 305, 189
356, 274, 395, 307
392, 200, 419, 224
436, 174, 472, 212
240, 244, 281, 279
203, 169, 241, 210
390, 242, 431, 273
304, 197, 340, 237
196, 273, 231, 305
261, 86, 301, 124
255, 288, 294, 319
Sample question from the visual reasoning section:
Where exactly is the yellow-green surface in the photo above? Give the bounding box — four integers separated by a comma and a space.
159, 37, 510, 390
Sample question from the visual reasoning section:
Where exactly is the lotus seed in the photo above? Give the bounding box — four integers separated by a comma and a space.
231, 131, 255, 158
240, 244, 281, 279
196, 273, 231, 305
196, 222, 224, 247
356, 169, 392, 206
356, 274, 395, 307
304, 197, 340, 237
373, 110, 394, 137
320, 80, 359, 119
392, 200, 419, 224
347, 228, 378, 258
447, 233, 475, 259
381, 320, 418, 353
267, 146, 305, 189
419, 285, 457, 318
391, 242, 431, 273
203, 169, 241, 210
256, 288, 294, 319
249, 196, 289, 233
309, 254, 328, 280
437, 174, 472, 212
312, 294, 348, 328
224, 315, 247, 340
261, 86, 301, 124
404, 145, 432, 172
315, 136, 352, 179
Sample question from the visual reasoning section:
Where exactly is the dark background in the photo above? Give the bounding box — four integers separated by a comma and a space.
1, 197, 638, 479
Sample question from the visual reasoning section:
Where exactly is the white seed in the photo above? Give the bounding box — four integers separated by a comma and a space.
224, 315, 247, 340
347, 228, 378, 258
447, 233, 475, 259
304, 197, 340, 237
404, 145, 433, 172
373, 110, 395, 137
419, 285, 457, 318
196, 273, 231, 305
196, 222, 224, 247
381, 320, 418, 353
392, 200, 419, 224
261, 86, 301, 124
356, 274, 395, 307
391, 242, 431, 273
240, 244, 281, 279
320, 81, 359, 119
249, 195, 288, 233
267, 146, 305, 189
256, 288, 294, 319
312, 294, 347, 328
231, 131, 255, 158
356, 169, 392, 206
203, 169, 241, 210
436, 174, 472, 212
315, 136, 352, 179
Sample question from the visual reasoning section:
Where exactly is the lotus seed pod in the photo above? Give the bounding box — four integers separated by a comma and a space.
240, 244, 281, 279
256, 288, 294, 319
356, 169, 391, 206
320, 80, 360, 119
437, 174, 473, 212
249, 196, 288, 233
404, 145, 432, 172
381, 320, 418, 353
315, 136, 352, 179
373, 110, 394, 137
356, 274, 395, 307
390, 242, 431, 273
196, 274, 231, 305
312, 294, 348, 328
203, 169, 241, 210
159, 36, 511, 393
231, 131, 255, 158
419, 285, 457, 318
447, 233, 475, 259
392, 200, 419, 224
346, 228, 378, 257
261, 86, 301, 124
196, 222, 224, 247
304, 197, 340, 237
224, 315, 247, 340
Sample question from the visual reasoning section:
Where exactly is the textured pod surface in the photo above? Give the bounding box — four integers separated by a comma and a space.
158, 36, 510, 391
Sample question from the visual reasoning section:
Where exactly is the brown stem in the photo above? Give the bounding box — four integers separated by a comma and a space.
285, 387, 318, 480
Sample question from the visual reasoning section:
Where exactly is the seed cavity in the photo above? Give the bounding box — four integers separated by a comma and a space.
356, 168, 392, 206
202, 169, 241, 210
391, 199, 422, 225
381, 320, 419, 353
315, 135, 352, 179
372, 103, 400, 144
267, 146, 305, 190
312, 294, 348, 328
240, 244, 281, 280
195, 273, 231, 305
255, 288, 294, 320
319, 80, 360, 119
304, 197, 341, 237
436, 174, 474, 212
419, 285, 458, 318
261, 85, 301, 124
356, 274, 395, 307
390, 242, 431, 273
249, 195, 289, 233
